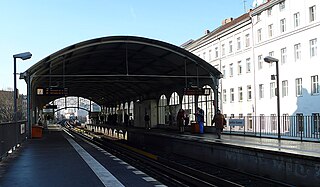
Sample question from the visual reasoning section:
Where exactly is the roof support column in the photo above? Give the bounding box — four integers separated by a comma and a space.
211, 75, 220, 114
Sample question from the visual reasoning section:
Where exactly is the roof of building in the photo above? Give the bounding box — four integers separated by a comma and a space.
182, 12, 251, 50
24, 36, 222, 107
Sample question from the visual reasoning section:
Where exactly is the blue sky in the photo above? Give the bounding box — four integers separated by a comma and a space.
0, 0, 254, 94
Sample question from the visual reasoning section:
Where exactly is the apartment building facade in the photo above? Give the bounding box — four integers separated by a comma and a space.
184, 0, 320, 120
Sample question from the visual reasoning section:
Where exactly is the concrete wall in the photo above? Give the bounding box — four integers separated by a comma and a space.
127, 131, 320, 186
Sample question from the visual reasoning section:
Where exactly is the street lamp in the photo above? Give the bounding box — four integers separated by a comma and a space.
264, 56, 281, 140
13, 52, 32, 141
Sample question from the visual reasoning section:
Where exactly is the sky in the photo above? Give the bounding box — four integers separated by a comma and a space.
0, 0, 254, 95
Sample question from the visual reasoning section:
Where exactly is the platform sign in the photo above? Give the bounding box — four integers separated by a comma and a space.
43, 104, 58, 109
37, 88, 44, 95
229, 119, 245, 126
184, 87, 210, 95
45, 87, 68, 96
37, 87, 68, 96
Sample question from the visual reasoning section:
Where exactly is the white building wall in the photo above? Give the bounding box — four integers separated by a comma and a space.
185, 0, 320, 117
253, 0, 320, 116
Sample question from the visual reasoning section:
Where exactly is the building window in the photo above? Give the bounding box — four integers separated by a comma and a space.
229, 41, 233, 53
309, 5, 316, 22
281, 48, 287, 64
280, 18, 286, 33
282, 80, 288, 97
208, 50, 212, 61
312, 113, 320, 133
311, 75, 319, 95
260, 114, 266, 130
230, 88, 234, 103
238, 87, 243, 102
223, 89, 227, 102
246, 58, 251, 73
229, 63, 233, 77
296, 113, 304, 132
258, 55, 263, 70
271, 114, 277, 131
222, 66, 226, 78
295, 78, 302, 96
279, 1, 285, 12
269, 51, 274, 67
269, 51, 274, 57
294, 12, 300, 28
310, 38, 317, 57
247, 113, 253, 129
259, 84, 264, 99
245, 34, 250, 47
257, 28, 262, 42
203, 52, 206, 60
222, 44, 225, 56
215, 47, 219, 58
257, 13, 261, 22
267, 7, 272, 16
294, 43, 301, 61
237, 61, 242, 75
237, 37, 241, 50
247, 85, 252, 100
268, 24, 273, 38
270, 82, 276, 98
283, 114, 290, 132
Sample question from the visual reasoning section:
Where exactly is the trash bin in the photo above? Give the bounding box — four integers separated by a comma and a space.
191, 122, 200, 133
32, 126, 43, 138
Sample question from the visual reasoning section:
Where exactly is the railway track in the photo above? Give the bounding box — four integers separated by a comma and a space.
67, 127, 294, 187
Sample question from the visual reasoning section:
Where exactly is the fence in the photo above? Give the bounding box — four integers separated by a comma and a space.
0, 121, 27, 159
223, 115, 320, 141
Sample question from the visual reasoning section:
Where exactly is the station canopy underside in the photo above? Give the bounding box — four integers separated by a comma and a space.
26, 36, 221, 107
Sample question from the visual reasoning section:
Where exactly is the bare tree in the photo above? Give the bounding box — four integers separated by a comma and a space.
0, 90, 26, 123
0, 90, 14, 122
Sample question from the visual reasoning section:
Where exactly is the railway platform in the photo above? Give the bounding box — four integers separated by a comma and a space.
1, 125, 320, 186
0, 130, 165, 187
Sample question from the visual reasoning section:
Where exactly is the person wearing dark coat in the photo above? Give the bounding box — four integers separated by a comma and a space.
212, 110, 226, 139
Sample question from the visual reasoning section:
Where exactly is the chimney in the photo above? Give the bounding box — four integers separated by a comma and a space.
222, 17, 233, 25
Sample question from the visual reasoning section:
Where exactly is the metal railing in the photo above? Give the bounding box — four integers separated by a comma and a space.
0, 121, 27, 159
223, 115, 320, 141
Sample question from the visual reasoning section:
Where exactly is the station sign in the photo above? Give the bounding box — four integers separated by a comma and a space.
184, 87, 210, 95
229, 119, 245, 126
36, 87, 68, 96
43, 104, 58, 109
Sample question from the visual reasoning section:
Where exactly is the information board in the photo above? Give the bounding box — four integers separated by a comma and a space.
36, 87, 68, 96
184, 87, 210, 95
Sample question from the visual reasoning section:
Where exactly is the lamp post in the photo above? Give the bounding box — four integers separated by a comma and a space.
13, 52, 32, 143
264, 56, 280, 140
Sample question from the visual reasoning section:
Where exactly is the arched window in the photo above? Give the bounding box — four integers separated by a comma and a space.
168, 92, 180, 125
129, 101, 134, 120
119, 103, 124, 123
169, 92, 179, 105
198, 85, 215, 126
182, 95, 195, 122
158, 95, 167, 124
124, 102, 129, 115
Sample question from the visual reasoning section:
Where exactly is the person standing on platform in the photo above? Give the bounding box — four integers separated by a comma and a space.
124, 113, 129, 127
212, 110, 226, 139
144, 112, 150, 129
177, 109, 185, 133
184, 113, 190, 127
196, 107, 204, 133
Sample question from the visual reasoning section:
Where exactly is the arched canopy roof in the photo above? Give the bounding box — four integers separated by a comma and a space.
26, 36, 221, 107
